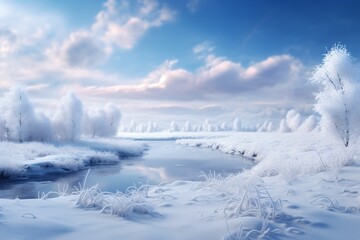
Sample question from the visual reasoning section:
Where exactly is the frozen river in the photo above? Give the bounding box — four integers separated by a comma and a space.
0, 141, 253, 199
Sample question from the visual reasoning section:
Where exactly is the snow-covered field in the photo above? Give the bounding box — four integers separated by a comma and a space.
1, 132, 360, 239
0, 138, 146, 178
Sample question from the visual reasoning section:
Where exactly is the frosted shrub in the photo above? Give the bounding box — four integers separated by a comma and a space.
53, 92, 83, 141
223, 182, 284, 239
84, 103, 121, 138
311, 44, 360, 147
75, 176, 157, 218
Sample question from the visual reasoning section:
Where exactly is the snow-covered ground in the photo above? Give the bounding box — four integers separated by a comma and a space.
1, 132, 360, 239
177, 132, 359, 183
0, 138, 146, 178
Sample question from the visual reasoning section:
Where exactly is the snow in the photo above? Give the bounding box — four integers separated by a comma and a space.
0, 138, 146, 178
177, 132, 358, 182
1, 132, 360, 239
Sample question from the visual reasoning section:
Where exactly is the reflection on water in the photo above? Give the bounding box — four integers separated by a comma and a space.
0, 141, 253, 199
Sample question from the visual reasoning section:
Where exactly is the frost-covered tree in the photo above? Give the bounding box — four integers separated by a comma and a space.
298, 115, 318, 132
152, 122, 158, 132
202, 119, 210, 132
220, 122, 229, 131
285, 110, 302, 132
0, 86, 53, 142
169, 121, 179, 132
53, 92, 83, 141
84, 103, 121, 138
146, 121, 153, 133
258, 120, 274, 132
0, 86, 36, 142
310, 44, 360, 147
138, 124, 146, 132
128, 120, 137, 132
277, 109, 304, 132
195, 125, 202, 132
103, 103, 121, 136
266, 121, 274, 132
233, 118, 241, 132
84, 109, 105, 138
278, 119, 291, 133
182, 120, 192, 132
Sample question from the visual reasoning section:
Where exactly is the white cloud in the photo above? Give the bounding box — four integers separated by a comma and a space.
93, 0, 175, 50
47, 31, 110, 67
193, 41, 214, 56
77, 52, 310, 104
44, 0, 175, 70
0, 27, 17, 57
140, 0, 159, 16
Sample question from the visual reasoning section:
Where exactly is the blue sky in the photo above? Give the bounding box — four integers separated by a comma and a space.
1, 0, 360, 127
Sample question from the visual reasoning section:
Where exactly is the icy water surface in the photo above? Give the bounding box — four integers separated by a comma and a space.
0, 141, 253, 199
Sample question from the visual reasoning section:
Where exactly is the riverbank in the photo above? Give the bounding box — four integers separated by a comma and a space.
0, 138, 146, 179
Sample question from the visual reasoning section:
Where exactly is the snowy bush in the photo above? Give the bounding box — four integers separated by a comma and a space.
311, 44, 360, 147
53, 92, 83, 141
84, 103, 121, 138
